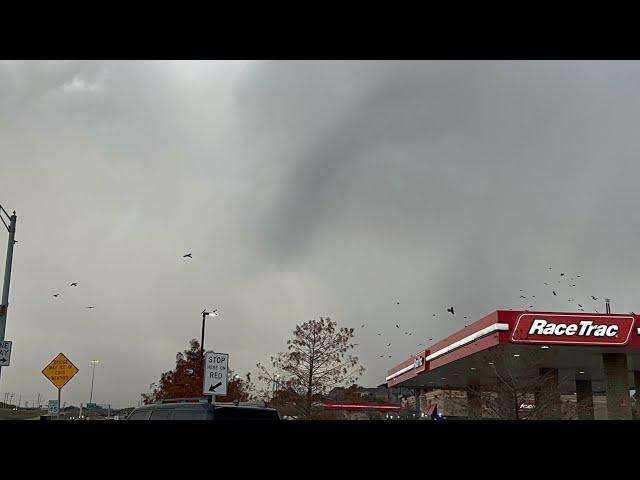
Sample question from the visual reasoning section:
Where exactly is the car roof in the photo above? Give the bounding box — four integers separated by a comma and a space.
132, 402, 277, 413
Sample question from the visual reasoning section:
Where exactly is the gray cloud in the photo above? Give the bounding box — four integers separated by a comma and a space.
1, 61, 640, 407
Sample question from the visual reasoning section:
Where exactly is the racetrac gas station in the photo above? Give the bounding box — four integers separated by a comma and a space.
386, 310, 640, 420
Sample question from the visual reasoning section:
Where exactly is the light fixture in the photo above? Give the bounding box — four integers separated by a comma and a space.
540, 346, 550, 349
513, 354, 520, 357
579, 371, 585, 374
470, 367, 476, 370
488, 362, 494, 365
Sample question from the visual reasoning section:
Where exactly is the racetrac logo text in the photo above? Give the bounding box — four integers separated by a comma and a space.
512, 314, 635, 345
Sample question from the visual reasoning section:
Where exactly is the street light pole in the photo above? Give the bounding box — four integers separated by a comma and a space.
89, 359, 99, 404
0, 207, 17, 387
201, 308, 218, 404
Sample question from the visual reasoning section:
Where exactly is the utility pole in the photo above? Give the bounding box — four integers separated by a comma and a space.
605, 298, 611, 314
0, 208, 17, 389
89, 359, 99, 404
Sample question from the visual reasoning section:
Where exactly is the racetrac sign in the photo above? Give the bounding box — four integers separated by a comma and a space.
512, 314, 635, 346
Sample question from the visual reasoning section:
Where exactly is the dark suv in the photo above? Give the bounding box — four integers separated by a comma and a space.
126, 398, 280, 421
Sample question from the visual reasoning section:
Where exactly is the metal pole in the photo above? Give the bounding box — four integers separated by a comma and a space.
57, 389, 61, 420
201, 311, 206, 354
605, 299, 611, 314
89, 361, 96, 404
0, 211, 17, 386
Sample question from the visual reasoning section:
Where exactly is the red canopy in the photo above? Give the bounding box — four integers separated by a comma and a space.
322, 401, 401, 412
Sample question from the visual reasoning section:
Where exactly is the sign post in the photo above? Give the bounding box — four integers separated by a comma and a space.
203, 351, 229, 399
42, 353, 79, 420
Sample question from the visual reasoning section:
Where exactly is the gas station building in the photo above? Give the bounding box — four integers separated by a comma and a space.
386, 310, 640, 420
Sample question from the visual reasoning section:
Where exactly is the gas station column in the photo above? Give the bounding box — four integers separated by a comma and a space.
633, 371, 640, 420
602, 353, 632, 420
535, 368, 561, 419
418, 388, 426, 416
467, 384, 482, 419
496, 378, 516, 419
575, 378, 594, 420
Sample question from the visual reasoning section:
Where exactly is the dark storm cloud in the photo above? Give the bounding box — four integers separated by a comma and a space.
2, 61, 640, 406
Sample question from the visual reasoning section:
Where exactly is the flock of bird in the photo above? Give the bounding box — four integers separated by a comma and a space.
359, 302, 460, 360
51, 253, 196, 310
363, 266, 636, 364
51, 282, 95, 309
515, 268, 613, 314
52, 254, 632, 364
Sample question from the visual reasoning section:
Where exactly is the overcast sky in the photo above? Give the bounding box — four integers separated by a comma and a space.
2, 60, 640, 408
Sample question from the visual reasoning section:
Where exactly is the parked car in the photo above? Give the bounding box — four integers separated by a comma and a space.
126, 398, 280, 421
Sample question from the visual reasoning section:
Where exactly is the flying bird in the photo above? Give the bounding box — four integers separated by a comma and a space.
591, 296, 597, 301
396, 301, 400, 305
463, 316, 467, 319
544, 283, 549, 286
183, 253, 192, 258
428, 338, 433, 341
577, 275, 581, 278
86, 306, 95, 309
560, 273, 565, 276
361, 324, 365, 328
396, 325, 400, 329
377, 333, 382, 336
553, 291, 557, 296
52, 294, 60, 298
388, 356, 392, 358
519, 295, 526, 299
578, 304, 583, 308
447, 307, 455, 315
70, 283, 78, 287
432, 314, 436, 317
387, 343, 391, 347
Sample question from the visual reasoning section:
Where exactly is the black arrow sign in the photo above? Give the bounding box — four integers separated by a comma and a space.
209, 382, 222, 392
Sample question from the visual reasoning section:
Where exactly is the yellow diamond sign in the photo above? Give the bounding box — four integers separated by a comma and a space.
42, 353, 79, 390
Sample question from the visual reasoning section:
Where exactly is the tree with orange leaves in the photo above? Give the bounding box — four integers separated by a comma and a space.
143, 339, 255, 404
